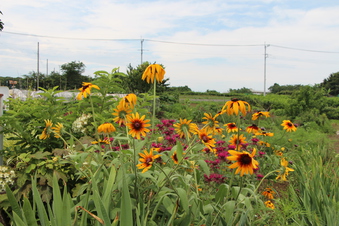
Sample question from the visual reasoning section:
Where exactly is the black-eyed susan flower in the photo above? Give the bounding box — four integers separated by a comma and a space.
91, 138, 110, 145
137, 148, 161, 173
76, 82, 100, 100
227, 148, 259, 176
112, 102, 132, 126
264, 200, 275, 209
228, 134, 247, 150
246, 124, 260, 134
252, 111, 270, 120
259, 141, 271, 147
171, 151, 179, 164
281, 120, 297, 132
120, 93, 137, 108
198, 128, 216, 151
39, 119, 53, 140
173, 118, 198, 138
255, 131, 274, 137
276, 158, 294, 181
262, 187, 276, 200
222, 98, 251, 116
126, 112, 151, 139
202, 113, 220, 134
142, 64, 166, 84
97, 122, 116, 133
225, 122, 238, 133
51, 122, 64, 138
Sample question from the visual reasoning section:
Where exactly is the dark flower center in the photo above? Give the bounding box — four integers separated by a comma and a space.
145, 157, 153, 164
230, 124, 236, 128
202, 135, 209, 143
82, 85, 89, 91
231, 98, 239, 102
133, 121, 142, 130
287, 122, 293, 127
239, 154, 252, 165
173, 154, 178, 162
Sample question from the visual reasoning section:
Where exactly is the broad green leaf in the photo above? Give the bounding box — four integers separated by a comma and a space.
120, 170, 133, 226
176, 188, 189, 213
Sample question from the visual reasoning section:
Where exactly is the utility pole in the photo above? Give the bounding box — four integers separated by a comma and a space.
141, 39, 144, 64
37, 42, 39, 90
263, 43, 269, 96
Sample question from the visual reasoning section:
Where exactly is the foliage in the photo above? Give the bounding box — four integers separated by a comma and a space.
60, 61, 91, 90
268, 83, 304, 94
92, 67, 127, 94
123, 62, 170, 94
229, 87, 253, 94
320, 71, 339, 96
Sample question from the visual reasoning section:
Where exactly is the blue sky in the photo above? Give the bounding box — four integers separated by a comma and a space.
1, 0, 339, 92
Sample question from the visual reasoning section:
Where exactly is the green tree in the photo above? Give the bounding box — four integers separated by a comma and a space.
229, 87, 253, 94
60, 61, 89, 90
320, 72, 339, 96
123, 62, 170, 94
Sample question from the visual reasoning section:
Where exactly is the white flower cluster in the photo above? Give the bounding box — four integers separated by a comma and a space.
0, 166, 16, 192
72, 114, 92, 133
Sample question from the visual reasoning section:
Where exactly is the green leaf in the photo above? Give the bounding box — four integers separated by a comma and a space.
224, 200, 235, 224
196, 159, 210, 175
22, 196, 38, 226
5, 185, 23, 219
120, 170, 133, 226
176, 188, 189, 213
175, 143, 183, 162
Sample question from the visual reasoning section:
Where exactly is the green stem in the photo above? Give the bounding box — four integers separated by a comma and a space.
151, 80, 157, 137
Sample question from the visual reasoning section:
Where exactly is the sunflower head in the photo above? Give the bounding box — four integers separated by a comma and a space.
142, 64, 166, 84
39, 119, 53, 140
246, 124, 260, 134
126, 112, 151, 139
281, 120, 297, 132
225, 122, 238, 133
76, 82, 100, 100
120, 93, 137, 108
228, 134, 247, 150
112, 102, 132, 126
51, 122, 64, 138
198, 128, 216, 150
252, 111, 270, 120
276, 158, 294, 181
222, 98, 251, 116
171, 151, 179, 164
262, 187, 276, 200
227, 148, 259, 176
173, 118, 198, 138
137, 148, 161, 173
202, 113, 220, 134
264, 200, 275, 209
98, 122, 116, 133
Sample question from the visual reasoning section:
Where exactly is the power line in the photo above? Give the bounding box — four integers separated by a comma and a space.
144, 39, 263, 47
270, 44, 339, 54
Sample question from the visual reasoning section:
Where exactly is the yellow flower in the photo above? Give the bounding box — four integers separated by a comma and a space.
252, 111, 270, 120
39, 119, 53, 140
171, 151, 179, 164
262, 188, 276, 200
228, 134, 247, 150
137, 148, 161, 173
91, 138, 110, 145
225, 122, 238, 133
222, 98, 251, 116
264, 200, 275, 209
126, 112, 151, 139
227, 148, 259, 176
281, 120, 297, 132
112, 102, 132, 126
255, 131, 274, 137
142, 64, 166, 84
246, 124, 260, 134
97, 122, 116, 133
76, 82, 100, 100
276, 158, 294, 181
202, 113, 220, 134
198, 128, 216, 151
51, 122, 64, 138
120, 93, 137, 108
173, 118, 198, 138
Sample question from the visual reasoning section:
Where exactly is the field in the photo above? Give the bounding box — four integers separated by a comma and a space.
0, 79, 338, 226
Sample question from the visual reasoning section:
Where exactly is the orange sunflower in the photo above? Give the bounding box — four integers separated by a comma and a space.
39, 119, 53, 140
97, 122, 116, 133
126, 112, 151, 139
137, 148, 161, 173
276, 158, 294, 181
246, 124, 260, 134
281, 120, 297, 132
51, 122, 64, 138
228, 134, 247, 150
120, 93, 137, 108
171, 151, 179, 164
202, 113, 220, 134
227, 148, 259, 176
262, 187, 276, 200
76, 82, 100, 100
264, 200, 275, 209
252, 111, 270, 120
222, 98, 251, 116
112, 102, 132, 126
173, 118, 198, 138
225, 122, 238, 133
198, 128, 216, 151
142, 64, 166, 84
